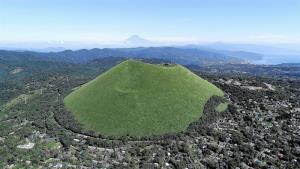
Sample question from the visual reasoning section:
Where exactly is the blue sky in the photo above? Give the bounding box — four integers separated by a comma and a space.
0, 0, 299, 43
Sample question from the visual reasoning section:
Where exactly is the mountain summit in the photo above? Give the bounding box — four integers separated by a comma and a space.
125, 35, 152, 45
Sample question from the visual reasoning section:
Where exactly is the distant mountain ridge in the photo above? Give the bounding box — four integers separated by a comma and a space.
182, 45, 263, 61
200, 42, 300, 55
0, 47, 247, 65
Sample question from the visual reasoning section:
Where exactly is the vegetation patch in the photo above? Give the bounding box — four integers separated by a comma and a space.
215, 102, 229, 112
1, 89, 43, 109
64, 60, 224, 137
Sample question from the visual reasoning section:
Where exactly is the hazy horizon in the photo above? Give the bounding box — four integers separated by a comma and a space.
1, 0, 300, 44
1, 0, 300, 64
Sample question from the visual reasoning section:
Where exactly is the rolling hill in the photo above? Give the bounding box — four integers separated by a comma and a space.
64, 60, 224, 136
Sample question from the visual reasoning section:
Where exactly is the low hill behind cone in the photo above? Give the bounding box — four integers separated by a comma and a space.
64, 60, 224, 136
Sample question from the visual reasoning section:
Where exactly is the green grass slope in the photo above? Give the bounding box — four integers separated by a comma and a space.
64, 60, 224, 136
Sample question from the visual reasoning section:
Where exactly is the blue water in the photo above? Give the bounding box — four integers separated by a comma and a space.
253, 55, 300, 65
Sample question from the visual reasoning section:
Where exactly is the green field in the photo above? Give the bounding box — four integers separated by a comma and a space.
64, 60, 224, 136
